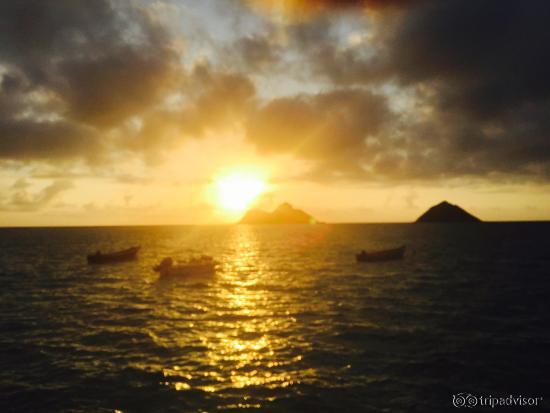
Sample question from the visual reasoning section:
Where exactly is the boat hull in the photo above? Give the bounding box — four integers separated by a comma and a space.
87, 246, 140, 265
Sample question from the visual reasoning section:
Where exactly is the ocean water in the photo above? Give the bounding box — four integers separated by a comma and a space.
0, 223, 548, 412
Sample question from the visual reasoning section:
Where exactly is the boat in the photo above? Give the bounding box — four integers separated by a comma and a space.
154, 255, 218, 278
87, 246, 140, 264
356, 245, 406, 262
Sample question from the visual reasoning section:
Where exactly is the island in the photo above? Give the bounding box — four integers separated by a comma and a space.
239, 203, 318, 224
416, 201, 481, 223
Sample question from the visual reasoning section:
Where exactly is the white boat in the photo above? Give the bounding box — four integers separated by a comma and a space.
154, 255, 217, 278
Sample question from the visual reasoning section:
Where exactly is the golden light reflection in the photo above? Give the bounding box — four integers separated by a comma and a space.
153, 226, 309, 397
198, 226, 302, 392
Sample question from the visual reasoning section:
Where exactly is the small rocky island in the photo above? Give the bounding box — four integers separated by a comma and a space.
416, 201, 481, 223
239, 203, 317, 224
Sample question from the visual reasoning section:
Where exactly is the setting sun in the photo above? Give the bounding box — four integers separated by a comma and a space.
215, 172, 267, 213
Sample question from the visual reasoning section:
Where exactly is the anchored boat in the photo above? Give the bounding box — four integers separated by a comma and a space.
154, 255, 217, 278
87, 246, 140, 264
356, 245, 406, 262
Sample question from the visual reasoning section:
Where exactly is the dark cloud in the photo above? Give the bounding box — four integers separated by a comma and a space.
183, 65, 256, 135
1, 179, 73, 212
126, 64, 256, 160
386, 0, 550, 179
0, 118, 100, 161
246, 88, 395, 178
387, 1, 550, 114
1, 0, 549, 186
0, 0, 179, 161
251, 0, 550, 181
235, 35, 282, 72
59, 48, 177, 127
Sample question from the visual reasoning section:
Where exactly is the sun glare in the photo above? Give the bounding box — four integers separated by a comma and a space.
215, 171, 267, 213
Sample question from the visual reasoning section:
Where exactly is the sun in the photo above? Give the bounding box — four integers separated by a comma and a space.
215, 171, 267, 213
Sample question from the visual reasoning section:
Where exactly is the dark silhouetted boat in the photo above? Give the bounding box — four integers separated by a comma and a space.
356, 245, 406, 262
154, 255, 217, 278
87, 246, 140, 264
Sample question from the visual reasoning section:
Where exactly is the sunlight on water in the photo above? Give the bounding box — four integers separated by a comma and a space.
1, 224, 549, 412
152, 226, 305, 398
199, 227, 301, 392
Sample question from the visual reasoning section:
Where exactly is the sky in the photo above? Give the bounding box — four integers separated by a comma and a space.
1, 0, 550, 226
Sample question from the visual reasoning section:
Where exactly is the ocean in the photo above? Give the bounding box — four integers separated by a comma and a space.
0, 223, 548, 412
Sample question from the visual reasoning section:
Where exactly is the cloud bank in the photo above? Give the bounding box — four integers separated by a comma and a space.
1, 0, 549, 186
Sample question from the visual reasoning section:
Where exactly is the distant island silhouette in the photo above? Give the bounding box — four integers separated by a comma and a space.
416, 201, 481, 223
239, 203, 317, 224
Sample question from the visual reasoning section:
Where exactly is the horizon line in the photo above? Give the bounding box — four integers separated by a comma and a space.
1, 219, 550, 229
